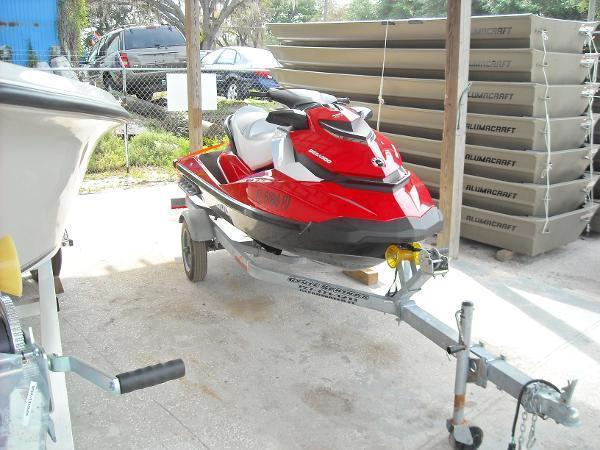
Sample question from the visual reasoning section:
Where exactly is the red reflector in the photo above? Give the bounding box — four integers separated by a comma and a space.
119, 52, 130, 68
255, 70, 271, 79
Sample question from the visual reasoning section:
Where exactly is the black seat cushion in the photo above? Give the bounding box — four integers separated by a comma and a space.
268, 88, 320, 110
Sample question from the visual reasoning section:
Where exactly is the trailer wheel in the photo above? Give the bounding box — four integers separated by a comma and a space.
449, 426, 483, 450
181, 221, 207, 282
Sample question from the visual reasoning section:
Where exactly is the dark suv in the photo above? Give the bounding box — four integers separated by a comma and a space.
86, 25, 186, 100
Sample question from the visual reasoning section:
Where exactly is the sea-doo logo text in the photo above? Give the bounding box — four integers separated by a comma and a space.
371, 157, 385, 167
308, 148, 332, 164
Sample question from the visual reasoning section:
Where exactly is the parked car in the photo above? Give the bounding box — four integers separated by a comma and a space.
201, 46, 280, 100
85, 25, 186, 100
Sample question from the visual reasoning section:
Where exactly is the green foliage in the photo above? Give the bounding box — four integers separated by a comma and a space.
87, 132, 125, 173
378, 0, 446, 19
344, 0, 379, 20
58, 0, 89, 56
474, 0, 583, 19
342, 0, 588, 20
26, 40, 38, 68
128, 131, 189, 168
266, 0, 319, 23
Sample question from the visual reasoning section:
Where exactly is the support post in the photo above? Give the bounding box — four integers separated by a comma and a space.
123, 69, 130, 174
38, 259, 74, 450
449, 301, 475, 446
185, 0, 203, 152
589, 0, 597, 21
437, 0, 472, 258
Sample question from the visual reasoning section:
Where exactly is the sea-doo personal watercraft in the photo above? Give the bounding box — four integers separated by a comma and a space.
175, 88, 442, 268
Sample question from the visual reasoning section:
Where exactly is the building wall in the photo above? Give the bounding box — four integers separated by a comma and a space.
0, 0, 59, 65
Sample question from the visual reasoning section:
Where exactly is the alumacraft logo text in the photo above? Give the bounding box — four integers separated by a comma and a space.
308, 148, 332, 164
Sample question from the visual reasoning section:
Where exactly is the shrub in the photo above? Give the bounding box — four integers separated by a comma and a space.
128, 131, 189, 168
88, 132, 125, 173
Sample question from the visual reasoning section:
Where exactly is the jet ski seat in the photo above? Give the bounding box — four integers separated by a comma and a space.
229, 105, 278, 171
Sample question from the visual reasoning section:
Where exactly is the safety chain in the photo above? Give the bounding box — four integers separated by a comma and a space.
518, 410, 528, 449
516, 410, 538, 450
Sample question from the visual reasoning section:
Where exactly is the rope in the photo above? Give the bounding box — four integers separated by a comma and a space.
540, 29, 552, 234
376, 20, 390, 132
584, 28, 599, 233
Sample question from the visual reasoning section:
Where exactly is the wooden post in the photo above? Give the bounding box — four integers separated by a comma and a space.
185, 0, 203, 152
437, 0, 472, 258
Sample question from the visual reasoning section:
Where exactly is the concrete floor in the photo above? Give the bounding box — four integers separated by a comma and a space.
21, 183, 600, 449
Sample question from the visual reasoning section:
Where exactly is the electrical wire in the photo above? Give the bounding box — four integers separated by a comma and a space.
507, 379, 560, 449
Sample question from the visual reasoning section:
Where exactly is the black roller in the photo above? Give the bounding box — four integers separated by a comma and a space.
0, 318, 13, 353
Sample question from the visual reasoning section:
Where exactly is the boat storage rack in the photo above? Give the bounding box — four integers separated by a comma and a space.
175, 195, 581, 449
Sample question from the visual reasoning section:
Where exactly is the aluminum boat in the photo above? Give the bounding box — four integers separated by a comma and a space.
269, 46, 595, 84
269, 14, 596, 53
273, 68, 595, 117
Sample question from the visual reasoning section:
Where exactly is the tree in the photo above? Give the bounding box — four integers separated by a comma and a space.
58, 0, 88, 57
142, 0, 250, 49
343, 0, 378, 21
220, 0, 269, 47
340, 0, 588, 21
266, 0, 319, 23
87, 1, 158, 35
475, 0, 583, 20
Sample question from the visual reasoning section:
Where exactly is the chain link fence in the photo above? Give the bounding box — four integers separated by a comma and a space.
3, 49, 280, 172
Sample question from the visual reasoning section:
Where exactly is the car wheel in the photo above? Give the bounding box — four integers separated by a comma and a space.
136, 90, 153, 101
103, 74, 117, 91
226, 81, 242, 100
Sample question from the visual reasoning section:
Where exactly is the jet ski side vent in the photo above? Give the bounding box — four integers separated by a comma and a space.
178, 176, 201, 196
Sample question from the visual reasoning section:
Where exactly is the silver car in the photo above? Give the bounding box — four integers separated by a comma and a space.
86, 25, 186, 100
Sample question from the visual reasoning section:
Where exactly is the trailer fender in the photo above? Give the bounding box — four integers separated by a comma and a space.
178, 208, 215, 242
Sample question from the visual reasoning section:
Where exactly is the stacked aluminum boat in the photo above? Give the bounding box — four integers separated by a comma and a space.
269, 14, 600, 256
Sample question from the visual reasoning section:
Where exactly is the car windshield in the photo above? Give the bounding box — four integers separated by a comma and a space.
124, 27, 185, 49
240, 48, 280, 68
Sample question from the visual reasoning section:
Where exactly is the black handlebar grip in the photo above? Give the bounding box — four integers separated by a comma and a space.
116, 359, 185, 394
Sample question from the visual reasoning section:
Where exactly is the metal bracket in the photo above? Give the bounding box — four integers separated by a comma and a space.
49, 355, 121, 394
467, 347, 506, 389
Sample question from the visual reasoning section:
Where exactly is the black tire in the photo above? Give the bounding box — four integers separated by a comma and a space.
103, 74, 117, 91
450, 426, 483, 450
136, 89, 154, 101
225, 80, 245, 100
181, 221, 207, 282
31, 248, 63, 282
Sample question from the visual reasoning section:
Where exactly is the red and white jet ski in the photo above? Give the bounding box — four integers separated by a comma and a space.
175, 88, 442, 268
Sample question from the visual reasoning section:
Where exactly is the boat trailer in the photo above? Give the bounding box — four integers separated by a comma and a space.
175, 194, 580, 449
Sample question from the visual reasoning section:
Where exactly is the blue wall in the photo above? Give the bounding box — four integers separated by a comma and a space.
0, 0, 59, 65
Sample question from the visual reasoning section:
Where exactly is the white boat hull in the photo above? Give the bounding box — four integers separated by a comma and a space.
0, 62, 127, 271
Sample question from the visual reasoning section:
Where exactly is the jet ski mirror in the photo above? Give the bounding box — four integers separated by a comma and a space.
352, 106, 373, 121
266, 109, 309, 130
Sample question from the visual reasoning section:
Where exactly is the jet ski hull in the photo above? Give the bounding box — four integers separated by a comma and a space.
177, 161, 442, 266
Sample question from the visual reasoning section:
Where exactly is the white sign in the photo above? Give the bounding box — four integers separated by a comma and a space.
167, 73, 217, 111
